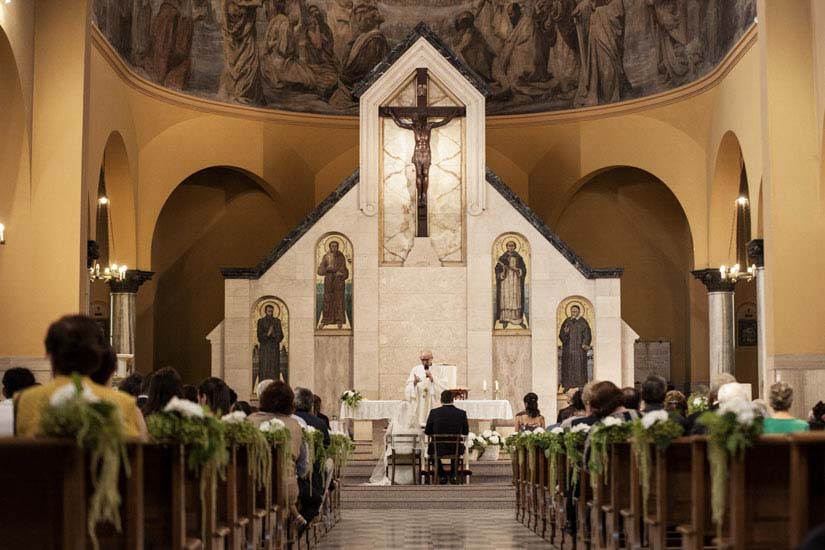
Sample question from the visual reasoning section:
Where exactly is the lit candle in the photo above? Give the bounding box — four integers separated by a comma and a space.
495, 380, 499, 392
0, 222, 5, 244
483, 380, 487, 392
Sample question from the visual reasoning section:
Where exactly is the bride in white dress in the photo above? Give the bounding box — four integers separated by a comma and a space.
367, 401, 423, 485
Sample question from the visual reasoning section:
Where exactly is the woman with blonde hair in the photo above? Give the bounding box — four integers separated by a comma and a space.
763, 381, 808, 434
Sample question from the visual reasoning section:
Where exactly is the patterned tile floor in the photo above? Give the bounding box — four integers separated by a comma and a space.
316, 510, 552, 549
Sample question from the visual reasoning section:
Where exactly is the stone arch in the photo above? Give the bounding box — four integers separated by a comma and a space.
137, 166, 295, 380
709, 131, 746, 266
0, 25, 26, 232
96, 131, 137, 266
554, 166, 700, 387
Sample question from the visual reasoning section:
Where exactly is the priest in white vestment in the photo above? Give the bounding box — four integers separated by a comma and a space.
404, 350, 447, 427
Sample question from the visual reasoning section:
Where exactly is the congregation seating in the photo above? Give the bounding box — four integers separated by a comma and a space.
0, 437, 345, 550
511, 432, 825, 550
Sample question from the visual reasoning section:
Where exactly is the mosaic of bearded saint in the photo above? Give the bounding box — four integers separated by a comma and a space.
495, 240, 528, 329
559, 302, 592, 389
317, 240, 349, 328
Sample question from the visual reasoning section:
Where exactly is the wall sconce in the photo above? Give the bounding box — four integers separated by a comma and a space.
0, 223, 5, 245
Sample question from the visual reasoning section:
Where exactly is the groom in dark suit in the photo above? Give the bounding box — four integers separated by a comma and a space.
425, 390, 469, 484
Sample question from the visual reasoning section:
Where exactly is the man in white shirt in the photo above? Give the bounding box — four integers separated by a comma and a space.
0, 368, 36, 436
404, 350, 447, 427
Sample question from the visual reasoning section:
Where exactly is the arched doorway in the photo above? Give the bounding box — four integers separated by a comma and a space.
140, 167, 291, 383
554, 167, 699, 389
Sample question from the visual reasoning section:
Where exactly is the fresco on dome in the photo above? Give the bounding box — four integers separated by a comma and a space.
93, 0, 756, 116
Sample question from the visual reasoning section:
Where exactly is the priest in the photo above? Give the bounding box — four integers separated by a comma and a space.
404, 350, 447, 427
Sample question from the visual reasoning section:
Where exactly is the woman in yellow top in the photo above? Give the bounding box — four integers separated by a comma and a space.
14, 315, 145, 439
514, 392, 546, 432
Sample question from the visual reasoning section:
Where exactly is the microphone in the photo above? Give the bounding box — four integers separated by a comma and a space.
424, 365, 430, 371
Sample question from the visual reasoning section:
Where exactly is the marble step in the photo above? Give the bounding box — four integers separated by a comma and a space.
340, 485, 516, 509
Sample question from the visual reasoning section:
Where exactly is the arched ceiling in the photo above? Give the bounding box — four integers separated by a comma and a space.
93, 0, 755, 116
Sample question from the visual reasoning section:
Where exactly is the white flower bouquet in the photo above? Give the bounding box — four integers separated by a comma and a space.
340, 389, 363, 409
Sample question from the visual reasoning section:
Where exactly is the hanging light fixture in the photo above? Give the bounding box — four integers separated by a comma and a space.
719, 194, 754, 282
89, 195, 126, 281
0, 222, 5, 245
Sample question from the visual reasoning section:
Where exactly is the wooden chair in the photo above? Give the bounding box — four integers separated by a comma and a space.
384, 433, 422, 484
0, 438, 86, 549
422, 434, 467, 485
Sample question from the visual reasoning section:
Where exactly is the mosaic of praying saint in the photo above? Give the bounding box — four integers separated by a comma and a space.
495, 240, 528, 329
317, 240, 349, 328
559, 304, 592, 389
257, 304, 284, 382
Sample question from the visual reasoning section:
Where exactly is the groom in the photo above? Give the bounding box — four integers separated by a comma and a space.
425, 390, 469, 484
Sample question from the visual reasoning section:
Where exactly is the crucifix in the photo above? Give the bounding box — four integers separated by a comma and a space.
379, 68, 466, 237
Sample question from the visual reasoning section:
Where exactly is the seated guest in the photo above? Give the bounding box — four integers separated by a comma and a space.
229, 387, 238, 408
198, 377, 231, 415
0, 368, 36, 436
556, 388, 579, 423
182, 384, 198, 403
313, 394, 331, 430
622, 386, 641, 412
642, 374, 686, 427
590, 381, 639, 422
231, 400, 254, 415
15, 315, 144, 438
248, 382, 306, 527
141, 367, 183, 416
687, 373, 736, 434
118, 372, 143, 397
809, 401, 825, 431
425, 390, 469, 484
568, 382, 599, 428
763, 382, 809, 434
558, 389, 585, 425
295, 388, 330, 446
294, 388, 331, 522
90, 347, 118, 387
515, 392, 545, 432
665, 390, 688, 418
137, 371, 154, 409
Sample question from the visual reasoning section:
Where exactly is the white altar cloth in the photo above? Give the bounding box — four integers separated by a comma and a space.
339, 399, 513, 421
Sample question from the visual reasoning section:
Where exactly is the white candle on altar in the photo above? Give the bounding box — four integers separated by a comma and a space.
495, 380, 499, 392
483, 380, 487, 392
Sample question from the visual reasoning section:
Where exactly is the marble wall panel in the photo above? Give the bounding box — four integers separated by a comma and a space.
314, 335, 353, 420
493, 335, 532, 420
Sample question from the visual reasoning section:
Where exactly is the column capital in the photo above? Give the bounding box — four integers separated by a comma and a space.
108, 270, 154, 294
747, 239, 764, 268
691, 268, 736, 292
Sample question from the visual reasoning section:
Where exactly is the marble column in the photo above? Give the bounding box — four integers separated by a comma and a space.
107, 270, 153, 358
692, 269, 736, 381
747, 239, 767, 398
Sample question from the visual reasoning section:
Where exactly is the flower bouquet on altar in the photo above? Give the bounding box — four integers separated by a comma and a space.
41, 375, 128, 549
470, 430, 504, 461
340, 389, 362, 409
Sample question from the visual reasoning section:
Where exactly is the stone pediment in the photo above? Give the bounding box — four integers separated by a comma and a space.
220, 168, 622, 280
351, 22, 492, 101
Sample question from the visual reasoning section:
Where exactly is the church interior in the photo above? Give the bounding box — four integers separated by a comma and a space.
3, 0, 825, 548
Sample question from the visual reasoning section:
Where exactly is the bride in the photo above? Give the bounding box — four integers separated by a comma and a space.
367, 401, 422, 485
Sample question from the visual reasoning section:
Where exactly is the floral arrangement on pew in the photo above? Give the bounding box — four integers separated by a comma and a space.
259, 417, 292, 465
539, 427, 566, 491
328, 432, 356, 471
504, 432, 522, 455
687, 392, 710, 416
40, 375, 129, 550
146, 397, 228, 543
303, 425, 327, 491
521, 427, 545, 474
564, 423, 591, 487
221, 411, 272, 493
340, 390, 363, 409
630, 410, 684, 516
698, 397, 763, 531
588, 416, 633, 492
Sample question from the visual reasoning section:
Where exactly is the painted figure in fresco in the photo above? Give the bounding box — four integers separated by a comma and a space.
317, 240, 349, 328
453, 11, 496, 82
573, 0, 630, 107
257, 304, 285, 382
495, 240, 527, 329
559, 304, 592, 389
148, 0, 195, 88
546, 0, 581, 98
496, 2, 553, 97
262, 0, 317, 91
304, 4, 341, 96
329, 3, 390, 107
219, 0, 265, 105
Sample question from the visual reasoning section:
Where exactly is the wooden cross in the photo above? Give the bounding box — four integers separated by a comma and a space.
379, 68, 466, 237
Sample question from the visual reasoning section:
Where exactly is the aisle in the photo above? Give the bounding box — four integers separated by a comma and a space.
316, 509, 552, 549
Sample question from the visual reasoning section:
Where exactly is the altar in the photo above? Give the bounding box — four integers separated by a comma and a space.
340, 399, 513, 457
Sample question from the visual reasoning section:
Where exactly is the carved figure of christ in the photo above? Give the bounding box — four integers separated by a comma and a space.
379, 68, 466, 237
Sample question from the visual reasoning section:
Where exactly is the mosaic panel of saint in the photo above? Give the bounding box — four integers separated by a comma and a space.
315, 233, 353, 332
492, 233, 530, 331
252, 297, 289, 386
380, 72, 464, 264
557, 297, 595, 391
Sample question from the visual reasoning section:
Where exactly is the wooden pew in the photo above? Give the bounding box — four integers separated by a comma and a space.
575, 461, 593, 548
535, 448, 548, 538
511, 446, 521, 520
548, 449, 570, 548
214, 445, 244, 549
92, 441, 144, 549
675, 436, 712, 550
236, 445, 262, 549
143, 443, 201, 549
787, 431, 825, 547
619, 442, 643, 550
598, 441, 632, 550
644, 439, 693, 550
0, 439, 86, 549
